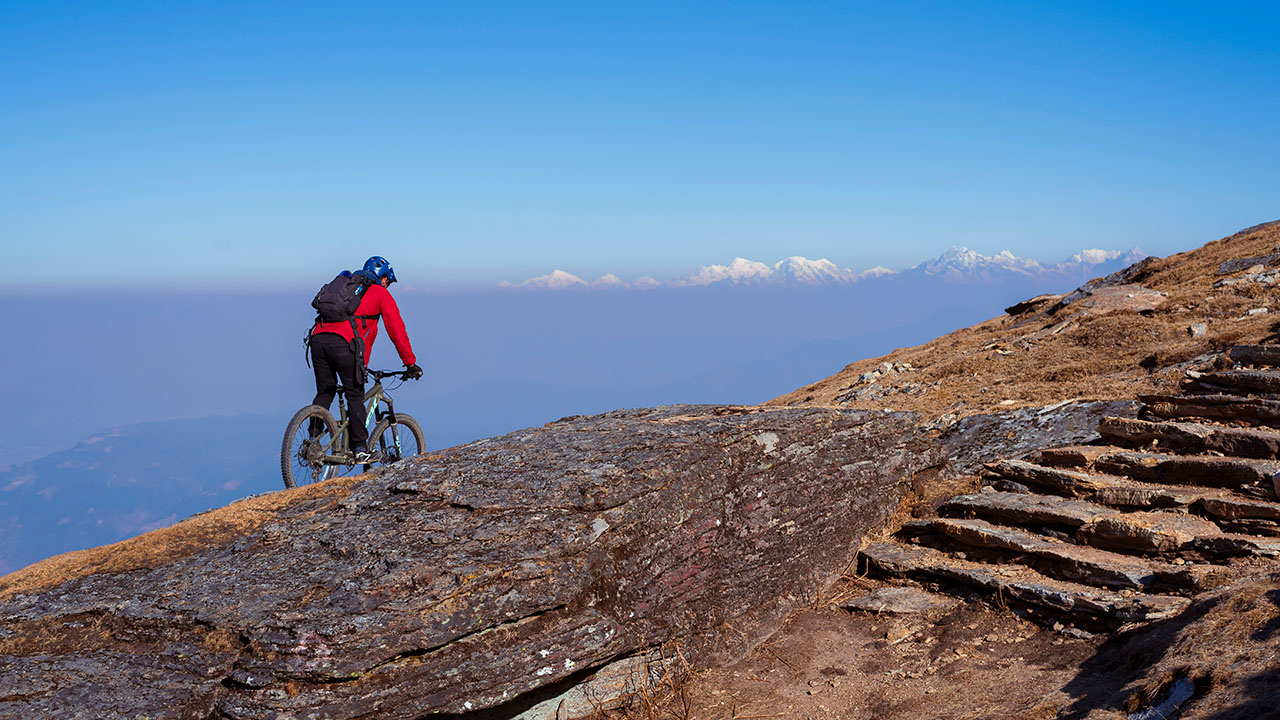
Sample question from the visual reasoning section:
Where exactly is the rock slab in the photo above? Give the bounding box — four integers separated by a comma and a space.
0, 405, 946, 720
937, 400, 1141, 474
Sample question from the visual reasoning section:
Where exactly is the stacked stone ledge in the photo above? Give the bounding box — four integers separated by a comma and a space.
861, 344, 1280, 629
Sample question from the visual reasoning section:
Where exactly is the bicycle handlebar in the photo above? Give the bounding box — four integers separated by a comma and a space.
368, 368, 417, 381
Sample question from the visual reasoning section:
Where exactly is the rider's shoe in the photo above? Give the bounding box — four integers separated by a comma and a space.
353, 446, 383, 464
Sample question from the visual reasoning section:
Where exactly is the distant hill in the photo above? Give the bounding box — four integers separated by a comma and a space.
0, 415, 283, 575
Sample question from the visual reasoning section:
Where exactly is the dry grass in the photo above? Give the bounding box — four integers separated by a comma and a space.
0, 612, 114, 656
0, 474, 365, 600
595, 643, 694, 720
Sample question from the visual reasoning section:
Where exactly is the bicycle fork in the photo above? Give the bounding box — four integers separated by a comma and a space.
374, 395, 404, 458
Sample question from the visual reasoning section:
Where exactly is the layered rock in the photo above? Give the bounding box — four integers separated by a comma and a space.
860, 344, 1280, 631
0, 405, 946, 720
936, 399, 1140, 475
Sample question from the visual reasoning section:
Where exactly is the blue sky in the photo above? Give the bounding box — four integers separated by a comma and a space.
3, 1, 1278, 289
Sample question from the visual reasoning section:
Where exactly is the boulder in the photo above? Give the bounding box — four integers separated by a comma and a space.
987, 459, 1124, 498
1218, 249, 1280, 275
1094, 451, 1280, 491
986, 458, 1237, 510
941, 491, 1115, 527
1054, 257, 1161, 310
937, 400, 1141, 474
0, 405, 947, 720
918, 517, 1208, 592
1060, 284, 1167, 315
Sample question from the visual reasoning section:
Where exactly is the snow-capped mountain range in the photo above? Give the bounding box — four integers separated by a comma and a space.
499, 247, 1147, 289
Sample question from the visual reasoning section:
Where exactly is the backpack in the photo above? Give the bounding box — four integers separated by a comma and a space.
304, 270, 377, 377
312, 270, 373, 323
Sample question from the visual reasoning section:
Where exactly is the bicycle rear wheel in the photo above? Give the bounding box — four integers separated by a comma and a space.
371, 413, 426, 465
282, 405, 339, 489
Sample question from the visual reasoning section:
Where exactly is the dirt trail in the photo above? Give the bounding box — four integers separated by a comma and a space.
683, 581, 1110, 720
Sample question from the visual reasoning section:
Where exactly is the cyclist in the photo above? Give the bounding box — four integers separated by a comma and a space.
310, 256, 424, 463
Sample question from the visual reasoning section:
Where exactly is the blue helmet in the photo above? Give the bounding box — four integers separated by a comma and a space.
363, 256, 397, 284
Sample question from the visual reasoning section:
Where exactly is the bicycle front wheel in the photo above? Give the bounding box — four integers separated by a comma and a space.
282, 405, 339, 489
371, 413, 426, 466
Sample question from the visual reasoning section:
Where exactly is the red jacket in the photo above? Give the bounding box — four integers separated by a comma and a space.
311, 283, 416, 367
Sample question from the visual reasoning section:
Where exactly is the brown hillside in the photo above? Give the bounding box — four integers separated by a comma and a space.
769, 220, 1280, 423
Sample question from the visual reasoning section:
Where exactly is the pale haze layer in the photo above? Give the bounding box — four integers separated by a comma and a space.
0, 248, 1146, 573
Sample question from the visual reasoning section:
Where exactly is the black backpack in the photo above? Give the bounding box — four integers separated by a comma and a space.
305, 270, 376, 374
312, 270, 373, 323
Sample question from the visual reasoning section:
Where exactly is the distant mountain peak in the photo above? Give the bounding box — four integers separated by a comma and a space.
673, 257, 774, 287
857, 266, 897, 280
500, 269, 587, 290
502, 245, 1147, 289
910, 246, 1042, 278
771, 256, 855, 286
1070, 248, 1144, 265
590, 273, 626, 289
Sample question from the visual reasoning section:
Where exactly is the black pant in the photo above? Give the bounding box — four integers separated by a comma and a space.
310, 332, 369, 450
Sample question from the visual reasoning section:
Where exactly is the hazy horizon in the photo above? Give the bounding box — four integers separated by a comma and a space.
0, 237, 1160, 294
2, 249, 1139, 468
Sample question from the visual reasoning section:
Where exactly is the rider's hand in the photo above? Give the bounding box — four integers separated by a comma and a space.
405, 363, 424, 380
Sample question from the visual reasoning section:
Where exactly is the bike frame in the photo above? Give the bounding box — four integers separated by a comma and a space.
320, 376, 404, 463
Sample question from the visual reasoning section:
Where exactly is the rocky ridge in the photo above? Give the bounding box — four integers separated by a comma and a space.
0, 405, 946, 719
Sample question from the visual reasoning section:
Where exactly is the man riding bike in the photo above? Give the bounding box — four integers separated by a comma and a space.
309, 256, 423, 463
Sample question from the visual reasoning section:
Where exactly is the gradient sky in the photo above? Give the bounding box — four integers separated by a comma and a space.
3, 1, 1278, 289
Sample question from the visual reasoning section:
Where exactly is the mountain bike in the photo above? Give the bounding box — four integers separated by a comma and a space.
281, 368, 426, 489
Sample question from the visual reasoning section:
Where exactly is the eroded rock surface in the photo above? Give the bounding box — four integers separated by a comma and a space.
937, 400, 1140, 474
0, 405, 946, 720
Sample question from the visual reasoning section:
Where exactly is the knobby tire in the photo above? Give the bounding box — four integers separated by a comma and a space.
371, 413, 426, 465
281, 405, 338, 489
